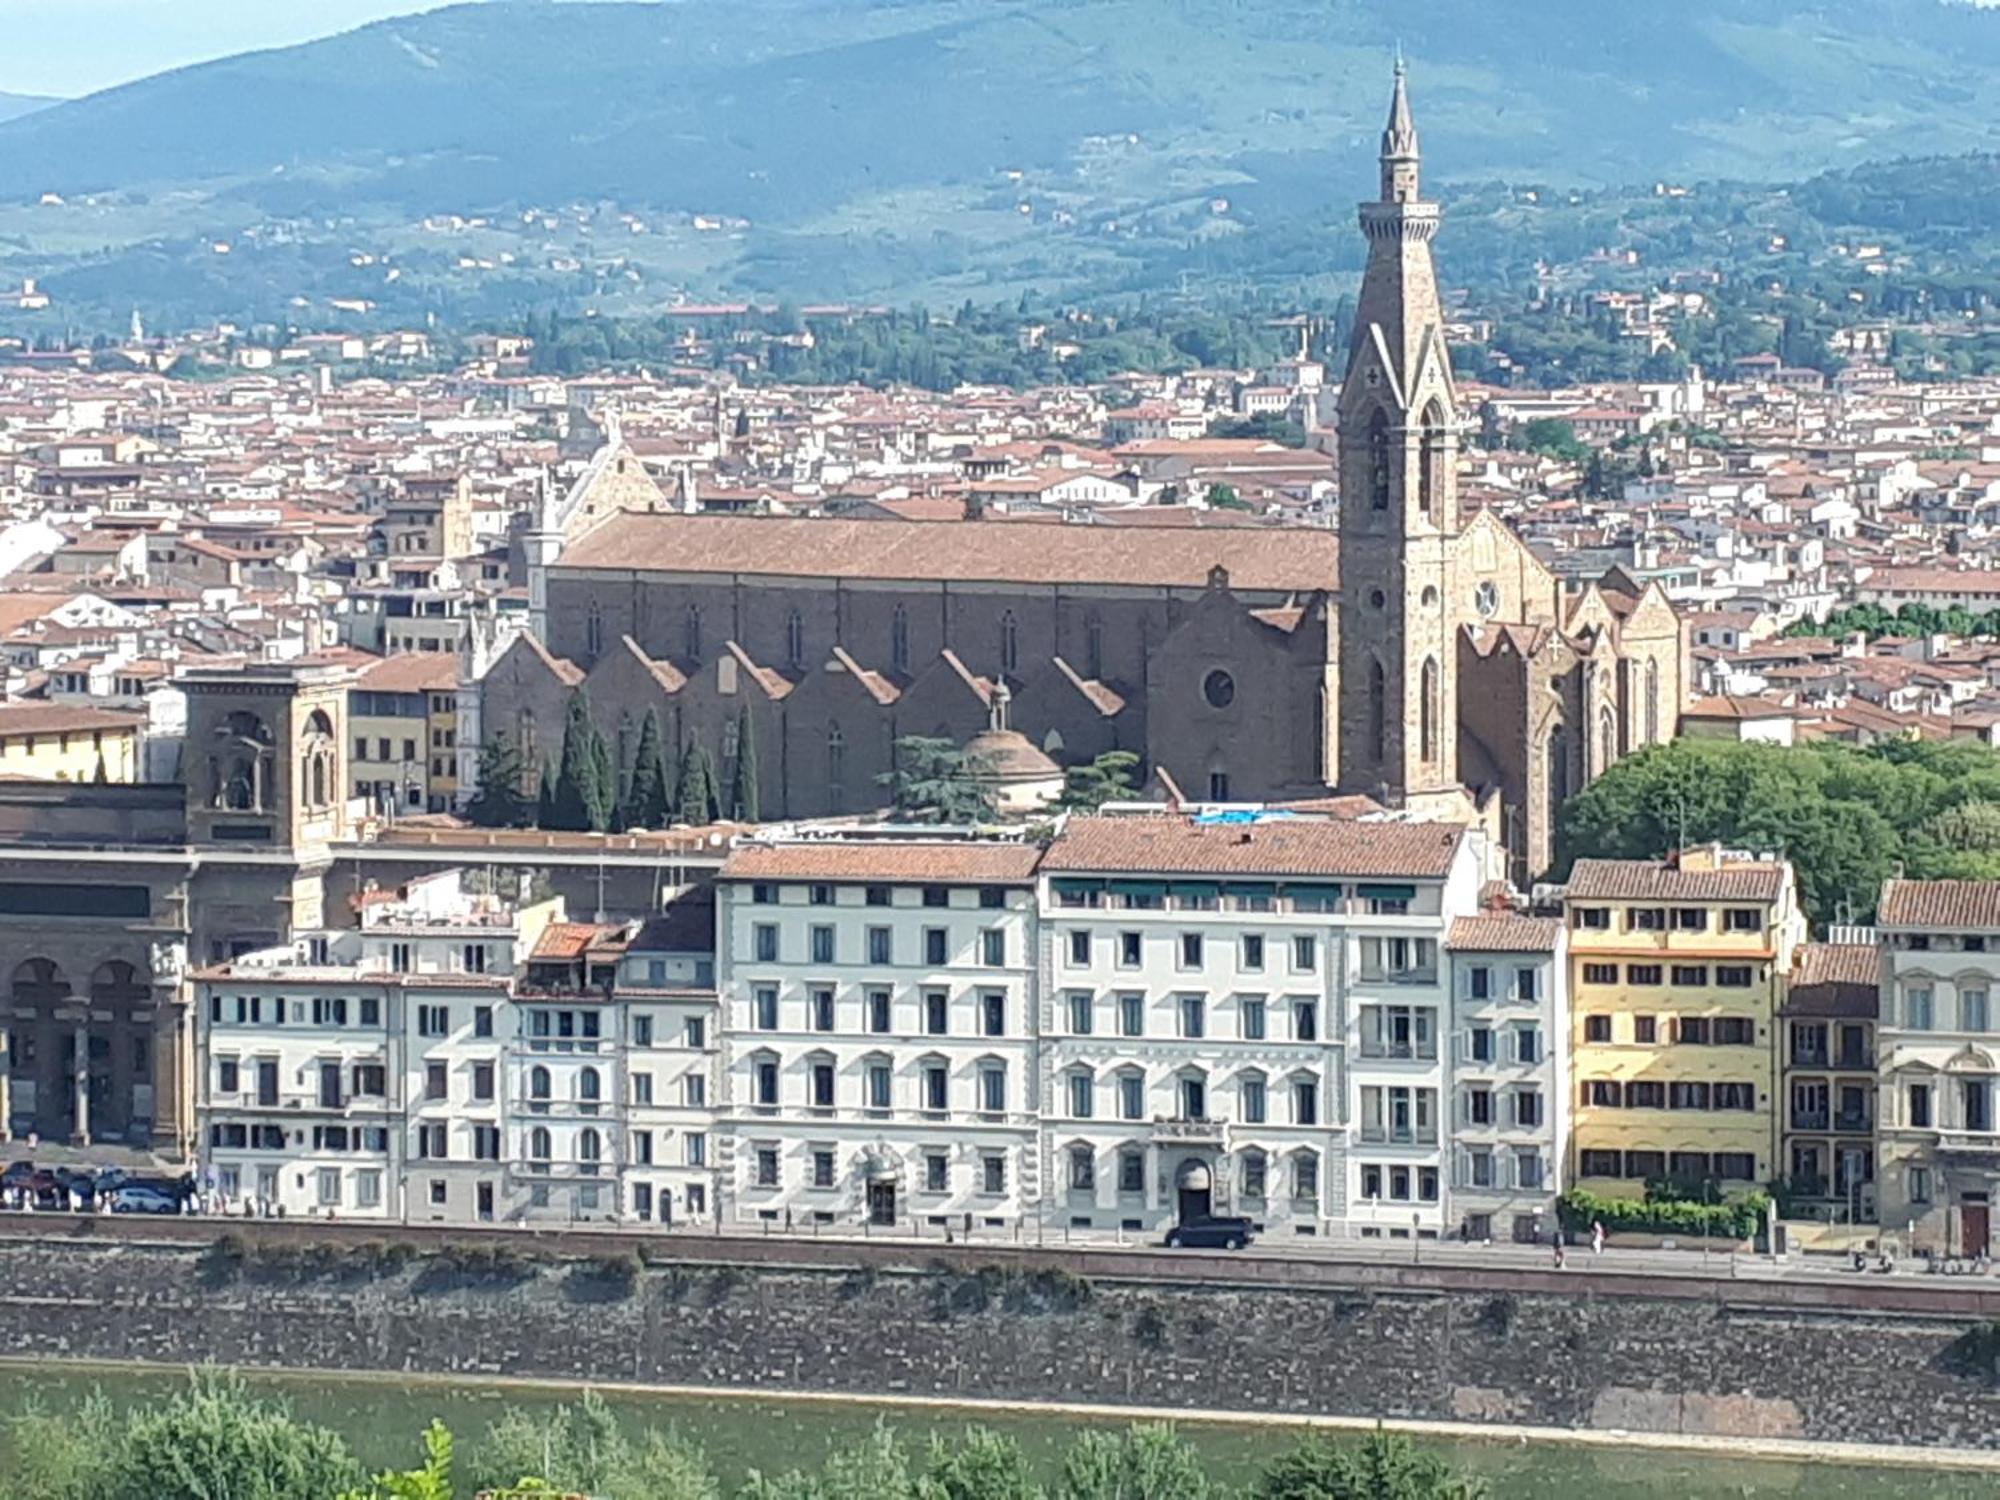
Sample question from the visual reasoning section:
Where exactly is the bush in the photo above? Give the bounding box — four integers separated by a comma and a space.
1558, 1186, 1767, 1241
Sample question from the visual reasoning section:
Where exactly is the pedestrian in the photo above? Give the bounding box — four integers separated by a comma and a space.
1591, 1219, 1605, 1255
1553, 1234, 1566, 1270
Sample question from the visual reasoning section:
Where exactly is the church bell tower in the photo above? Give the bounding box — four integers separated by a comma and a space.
1336, 61, 1463, 803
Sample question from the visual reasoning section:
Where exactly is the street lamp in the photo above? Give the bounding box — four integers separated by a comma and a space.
1412, 1211, 1422, 1265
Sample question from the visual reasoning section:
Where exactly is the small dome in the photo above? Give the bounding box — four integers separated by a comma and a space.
965, 728, 1060, 783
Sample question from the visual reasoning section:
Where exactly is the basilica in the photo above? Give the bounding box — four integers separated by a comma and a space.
483, 66, 1686, 882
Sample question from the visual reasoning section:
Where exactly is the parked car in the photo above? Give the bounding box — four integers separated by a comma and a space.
1163, 1215, 1256, 1250
0, 1161, 34, 1194
26, 1170, 65, 1208
108, 1185, 180, 1215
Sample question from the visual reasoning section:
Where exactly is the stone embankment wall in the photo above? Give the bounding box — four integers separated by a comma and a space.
5, 1232, 2000, 1449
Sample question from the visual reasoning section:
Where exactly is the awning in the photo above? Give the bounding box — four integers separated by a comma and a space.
1170, 881, 1220, 901
1108, 879, 1168, 899
1285, 882, 1345, 903
1222, 881, 1277, 899
1051, 877, 1105, 897
1358, 882, 1418, 901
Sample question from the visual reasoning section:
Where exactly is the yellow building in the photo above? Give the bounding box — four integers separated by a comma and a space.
1565, 846, 1805, 1199
426, 685, 459, 810
0, 703, 142, 782
350, 653, 460, 815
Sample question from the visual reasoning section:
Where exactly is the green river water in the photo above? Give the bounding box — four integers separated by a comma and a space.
0, 1363, 1991, 1498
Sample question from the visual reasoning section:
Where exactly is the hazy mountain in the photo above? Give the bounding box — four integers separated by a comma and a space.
0, 0, 1994, 321
0, 91, 56, 124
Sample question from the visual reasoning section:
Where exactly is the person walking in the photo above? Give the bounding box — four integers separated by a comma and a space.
1591, 1219, 1606, 1255
1553, 1233, 1567, 1270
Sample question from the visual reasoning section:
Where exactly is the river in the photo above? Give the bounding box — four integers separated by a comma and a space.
0, 1362, 1991, 1498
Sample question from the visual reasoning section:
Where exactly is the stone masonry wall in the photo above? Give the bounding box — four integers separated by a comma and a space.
8, 1239, 2000, 1450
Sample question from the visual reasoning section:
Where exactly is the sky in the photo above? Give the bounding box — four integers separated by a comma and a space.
0, 0, 470, 98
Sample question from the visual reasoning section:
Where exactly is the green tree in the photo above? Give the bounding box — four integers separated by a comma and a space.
534, 757, 557, 829
1059, 750, 1141, 811
1252, 1429, 1487, 1500
466, 732, 531, 827
740, 1423, 916, 1500
675, 739, 719, 826
922, 1427, 1044, 1500
728, 708, 761, 822
1205, 482, 1252, 512
98, 1375, 360, 1500
624, 708, 671, 829
1514, 418, 1588, 463
550, 689, 613, 832
1055, 1424, 1209, 1500
338, 1420, 454, 1500
881, 735, 994, 823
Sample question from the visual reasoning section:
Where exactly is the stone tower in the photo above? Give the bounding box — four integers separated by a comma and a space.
1336, 61, 1463, 803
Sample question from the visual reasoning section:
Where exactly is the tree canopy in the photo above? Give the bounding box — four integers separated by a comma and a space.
881, 736, 996, 824
1558, 738, 2000, 926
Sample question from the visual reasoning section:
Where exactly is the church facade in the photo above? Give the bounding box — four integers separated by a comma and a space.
481, 67, 1685, 882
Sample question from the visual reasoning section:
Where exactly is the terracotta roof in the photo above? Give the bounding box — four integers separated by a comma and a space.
1565, 858, 1787, 903
558, 513, 1338, 591
530, 921, 624, 960
0, 702, 146, 736
1786, 942, 1880, 1019
719, 840, 1042, 885
355, 652, 459, 694
1447, 915, 1562, 952
1879, 879, 2000, 930
1041, 815, 1464, 879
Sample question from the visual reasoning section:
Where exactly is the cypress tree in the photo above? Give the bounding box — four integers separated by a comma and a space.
551, 688, 613, 832
675, 738, 717, 826
535, 757, 557, 829
728, 709, 760, 822
467, 731, 530, 827
625, 708, 669, 829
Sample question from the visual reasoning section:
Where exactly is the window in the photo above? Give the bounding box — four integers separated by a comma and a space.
1241, 934, 1265, 972
1118, 932, 1142, 968
1714, 1152, 1756, 1181
753, 924, 778, 962
1582, 963, 1618, 985
1626, 1080, 1666, 1109
1292, 1153, 1319, 1203
685, 1133, 707, 1167
810, 988, 835, 1032
859, 990, 888, 1034
1725, 908, 1761, 933
632, 1130, 653, 1167
1671, 965, 1709, 987
1292, 1078, 1319, 1126
1179, 994, 1206, 1039
1714, 1017, 1755, 1045
1627, 964, 1663, 986
1670, 1081, 1711, 1111
981, 929, 1006, 967
1575, 908, 1610, 930
983, 1155, 1007, 1195
685, 1017, 706, 1049
472, 1062, 494, 1102
1512, 968, 1539, 1003
1119, 993, 1145, 1037
926, 1153, 948, 1193
1512, 1090, 1544, 1128
1119, 1149, 1145, 1194
754, 986, 778, 1031
924, 991, 948, 1035
753, 1058, 779, 1107
1671, 907, 1707, 932
1677, 1016, 1711, 1045
981, 992, 1006, 1037
1630, 907, 1666, 932
922, 884, 949, 908
1514, 1026, 1540, 1064
684, 1074, 706, 1107
1470, 1026, 1493, 1062
1241, 1074, 1267, 1123
810, 925, 835, 964
1909, 1083, 1933, 1129
1179, 933, 1204, 970
1584, 1079, 1621, 1107
1291, 935, 1318, 973
1242, 1151, 1267, 1199
925, 928, 948, 966
1068, 992, 1093, 1034
1714, 1082, 1756, 1111
1967, 988, 1992, 1033
867, 927, 892, 966
1118, 1071, 1145, 1121
1467, 1087, 1493, 1125
1516, 1152, 1545, 1190
1580, 1149, 1622, 1178
474, 1005, 494, 1039
1634, 1015, 1658, 1044
979, 885, 1007, 910
1715, 965, 1754, 989
923, 1062, 949, 1113
810, 1060, 835, 1109
1584, 1014, 1611, 1043
1293, 999, 1318, 1042
630, 1071, 653, 1105
1241, 997, 1266, 1040
1909, 1165, 1933, 1203
1067, 930, 1091, 967
755, 1148, 778, 1188
1069, 1146, 1095, 1192
1068, 1071, 1094, 1118
1907, 987, 1935, 1030
812, 1150, 835, 1189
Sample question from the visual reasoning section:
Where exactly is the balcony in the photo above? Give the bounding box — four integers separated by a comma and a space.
1790, 1110, 1829, 1132
1358, 967, 1439, 988
1359, 1041, 1439, 1062
1834, 1110, 1872, 1133
1152, 1115, 1227, 1146
1937, 1128, 2000, 1156
1358, 1126, 1440, 1147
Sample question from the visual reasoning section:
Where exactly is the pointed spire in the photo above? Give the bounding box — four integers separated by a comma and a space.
1379, 56, 1421, 202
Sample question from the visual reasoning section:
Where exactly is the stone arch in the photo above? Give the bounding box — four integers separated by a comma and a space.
213, 709, 274, 812
1417, 398, 1446, 521
1597, 704, 1617, 780
1419, 655, 1440, 766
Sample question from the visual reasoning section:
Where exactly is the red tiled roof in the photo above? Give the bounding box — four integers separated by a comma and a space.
1448, 915, 1562, 952
1566, 858, 1787, 903
1879, 879, 2000, 930
1041, 815, 1464, 879
719, 840, 1042, 885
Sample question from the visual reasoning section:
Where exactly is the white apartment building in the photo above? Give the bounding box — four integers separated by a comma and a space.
1445, 913, 1567, 1243
1038, 814, 1486, 1241
1875, 878, 2000, 1257
616, 899, 721, 1225
197, 870, 556, 1221
713, 834, 1043, 1231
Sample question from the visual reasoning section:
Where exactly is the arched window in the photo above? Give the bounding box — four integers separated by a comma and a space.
585, 601, 604, 660
578, 1127, 602, 1164
684, 604, 703, 663
1368, 658, 1388, 764
529, 1065, 551, 1102
890, 605, 910, 673
1367, 409, 1392, 512
1000, 611, 1019, 675
1292, 1149, 1321, 1203
1548, 727, 1569, 805
1417, 399, 1446, 521
785, 609, 804, 667
1598, 706, 1617, 778
1419, 656, 1440, 766
309, 754, 327, 808
1645, 659, 1661, 744
827, 723, 845, 804
578, 1066, 601, 1103
528, 1126, 551, 1161
1085, 614, 1104, 680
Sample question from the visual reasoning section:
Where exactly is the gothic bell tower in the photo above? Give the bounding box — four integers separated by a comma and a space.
1336, 60, 1463, 803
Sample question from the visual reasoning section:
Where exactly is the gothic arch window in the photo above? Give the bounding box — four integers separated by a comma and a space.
1417, 399, 1446, 521
1645, 658, 1661, 745
1548, 727, 1570, 805
1000, 611, 1019, 676
1085, 613, 1105, 680
1598, 706, 1617, 778
1367, 409, 1392, 512
684, 604, 703, 664
301, 708, 335, 810
785, 609, 804, 668
827, 722, 846, 805
585, 601, 604, 660
890, 605, 910, 674
1419, 656, 1441, 767
1367, 657, 1388, 764
517, 709, 538, 787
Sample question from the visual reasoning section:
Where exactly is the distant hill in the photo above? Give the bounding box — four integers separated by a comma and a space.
0, 0, 1994, 322
0, 91, 55, 124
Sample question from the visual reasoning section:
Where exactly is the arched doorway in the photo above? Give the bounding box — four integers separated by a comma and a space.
1175, 1157, 1213, 1225
89, 960, 152, 1144
8, 959, 71, 1140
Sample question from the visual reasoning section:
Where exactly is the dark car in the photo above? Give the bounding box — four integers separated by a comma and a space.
1163, 1215, 1256, 1250
108, 1185, 180, 1215
26, 1170, 65, 1208
0, 1161, 34, 1193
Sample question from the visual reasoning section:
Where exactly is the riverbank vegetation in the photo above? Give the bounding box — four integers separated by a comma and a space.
5, 1376, 1485, 1500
